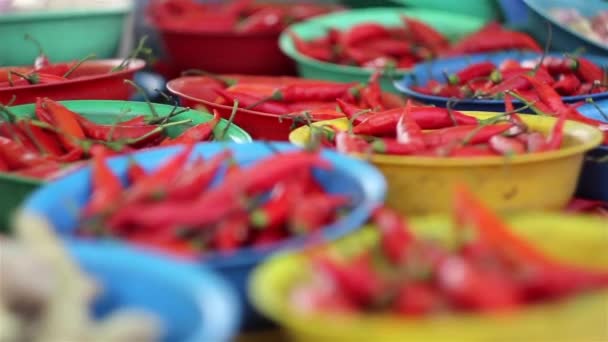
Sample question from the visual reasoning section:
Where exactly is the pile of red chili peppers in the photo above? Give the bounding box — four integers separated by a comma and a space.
78, 146, 349, 258
148, 0, 342, 34
290, 185, 608, 316
413, 56, 607, 99
0, 98, 221, 180
206, 71, 405, 118
313, 97, 570, 157
290, 21, 541, 69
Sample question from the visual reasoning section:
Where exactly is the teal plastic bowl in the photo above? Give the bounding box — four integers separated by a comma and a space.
389, 0, 502, 21
523, 0, 608, 55
279, 8, 487, 92
0, 6, 131, 66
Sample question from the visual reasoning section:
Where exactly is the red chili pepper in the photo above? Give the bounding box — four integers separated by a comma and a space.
79, 120, 162, 147
129, 234, 198, 260
167, 150, 232, 201
0, 154, 8, 171
396, 101, 426, 149
544, 107, 568, 151
16, 120, 64, 157
341, 23, 391, 46
273, 83, 355, 102
161, 110, 220, 145
446, 28, 542, 55
371, 137, 423, 155
373, 206, 413, 265
356, 38, 413, 57
127, 159, 146, 184
250, 180, 300, 231
343, 45, 385, 65
0, 136, 45, 170
570, 57, 605, 83
489, 135, 526, 155
83, 146, 123, 216
123, 144, 195, 204
447, 62, 496, 85
423, 123, 512, 148
313, 253, 383, 307
361, 71, 384, 111
402, 16, 448, 54
553, 73, 581, 96
0, 122, 38, 152
353, 107, 478, 135
213, 213, 250, 252
393, 282, 442, 315
335, 131, 370, 154
289, 31, 333, 62
286, 101, 337, 113
40, 98, 86, 152
521, 75, 568, 113
15, 160, 63, 180
336, 99, 371, 124
214, 88, 289, 114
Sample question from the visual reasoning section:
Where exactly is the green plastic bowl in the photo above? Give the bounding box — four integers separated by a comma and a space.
0, 100, 252, 231
0, 7, 131, 66
279, 8, 487, 92
388, 0, 501, 21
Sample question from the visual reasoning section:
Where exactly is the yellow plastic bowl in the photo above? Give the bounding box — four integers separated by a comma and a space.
250, 213, 608, 342
289, 112, 603, 215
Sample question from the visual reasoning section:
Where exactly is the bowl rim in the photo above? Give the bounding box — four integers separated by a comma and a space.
278, 7, 486, 78
19, 142, 387, 270
248, 213, 608, 339
0, 59, 146, 92
522, 0, 608, 54
289, 113, 604, 167
67, 241, 241, 342
393, 51, 608, 105
0, 6, 131, 23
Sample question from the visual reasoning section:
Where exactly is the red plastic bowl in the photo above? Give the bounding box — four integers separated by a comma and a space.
167, 74, 406, 140
158, 28, 295, 76
0, 59, 146, 105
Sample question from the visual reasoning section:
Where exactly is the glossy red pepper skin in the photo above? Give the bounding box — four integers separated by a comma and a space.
335, 131, 370, 154
489, 135, 526, 155
277, 83, 354, 102
15, 161, 63, 180
353, 107, 478, 135
553, 73, 581, 96
83, 147, 124, 216
215, 88, 289, 114
16, 120, 64, 157
423, 123, 512, 148
571, 57, 605, 83
0, 136, 45, 170
336, 99, 371, 124
213, 214, 250, 252
289, 193, 349, 233
371, 137, 421, 155
396, 101, 426, 148
78, 119, 162, 147
161, 110, 220, 146
402, 16, 448, 54
127, 159, 146, 183
167, 150, 232, 201
373, 206, 413, 264
39, 98, 86, 153
361, 71, 384, 111
448, 62, 496, 85
341, 23, 391, 46
446, 28, 541, 56
289, 31, 333, 62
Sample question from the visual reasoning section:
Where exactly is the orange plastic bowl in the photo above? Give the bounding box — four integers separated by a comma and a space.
0, 59, 146, 105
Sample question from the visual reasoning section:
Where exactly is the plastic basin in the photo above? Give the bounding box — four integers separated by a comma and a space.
575, 99, 608, 201
394, 51, 608, 112
0, 7, 131, 66
0, 100, 251, 231
289, 112, 603, 215
523, 0, 608, 56
279, 8, 486, 93
18, 142, 387, 329
250, 213, 608, 341
0, 59, 146, 105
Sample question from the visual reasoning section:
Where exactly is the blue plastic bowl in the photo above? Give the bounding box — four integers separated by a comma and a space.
394, 51, 608, 112
20, 142, 387, 330
574, 100, 608, 201
69, 242, 240, 342
523, 0, 608, 56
